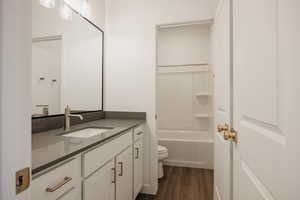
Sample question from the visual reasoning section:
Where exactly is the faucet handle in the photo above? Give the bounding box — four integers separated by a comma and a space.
65, 105, 71, 115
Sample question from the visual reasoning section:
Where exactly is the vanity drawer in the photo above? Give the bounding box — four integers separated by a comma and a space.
83, 130, 133, 177
31, 157, 81, 200
133, 125, 144, 141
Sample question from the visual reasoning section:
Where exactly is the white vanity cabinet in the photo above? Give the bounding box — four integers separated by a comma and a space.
31, 157, 81, 200
83, 159, 115, 200
133, 125, 144, 199
32, 124, 145, 200
82, 130, 133, 200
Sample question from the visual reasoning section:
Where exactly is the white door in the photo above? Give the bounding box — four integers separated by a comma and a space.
84, 159, 115, 200
233, 0, 300, 199
134, 139, 143, 199
213, 0, 232, 200
116, 146, 133, 200
0, 0, 32, 200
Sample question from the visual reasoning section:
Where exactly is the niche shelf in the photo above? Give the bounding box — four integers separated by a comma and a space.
195, 114, 212, 118
157, 66, 210, 74
195, 93, 212, 97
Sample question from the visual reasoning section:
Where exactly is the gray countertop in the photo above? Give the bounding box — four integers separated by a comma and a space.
32, 119, 145, 175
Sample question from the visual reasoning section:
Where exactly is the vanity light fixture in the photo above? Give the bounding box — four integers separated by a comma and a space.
80, 0, 89, 15
39, 0, 56, 8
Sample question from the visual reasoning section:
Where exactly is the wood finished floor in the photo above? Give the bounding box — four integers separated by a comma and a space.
137, 166, 214, 200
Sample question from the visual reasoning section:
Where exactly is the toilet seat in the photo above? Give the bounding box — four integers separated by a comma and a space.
158, 145, 168, 161
158, 145, 168, 153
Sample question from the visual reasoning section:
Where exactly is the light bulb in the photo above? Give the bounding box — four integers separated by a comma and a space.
81, 0, 89, 15
39, 0, 56, 8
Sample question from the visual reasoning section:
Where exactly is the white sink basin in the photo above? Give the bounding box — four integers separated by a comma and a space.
62, 128, 112, 138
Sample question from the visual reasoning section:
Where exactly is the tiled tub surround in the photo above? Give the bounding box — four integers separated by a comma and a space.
32, 112, 146, 175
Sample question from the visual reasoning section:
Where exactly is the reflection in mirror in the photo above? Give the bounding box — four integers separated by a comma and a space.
32, 0, 103, 117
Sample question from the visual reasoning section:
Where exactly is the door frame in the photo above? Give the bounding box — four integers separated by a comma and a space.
229, 0, 234, 199
0, 0, 32, 199
231, 0, 238, 198
213, 0, 234, 199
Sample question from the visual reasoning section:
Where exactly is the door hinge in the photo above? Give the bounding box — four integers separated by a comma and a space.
16, 167, 30, 194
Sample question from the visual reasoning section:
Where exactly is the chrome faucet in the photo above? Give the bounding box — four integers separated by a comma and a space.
64, 105, 83, 131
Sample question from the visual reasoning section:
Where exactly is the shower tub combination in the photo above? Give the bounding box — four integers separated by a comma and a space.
158, 129, 214, 169
156, 21, 214, 170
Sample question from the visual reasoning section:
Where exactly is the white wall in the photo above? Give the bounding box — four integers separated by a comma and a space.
105, 0, 218, 194
158, 24, 211, 66
0, 0, 32, 200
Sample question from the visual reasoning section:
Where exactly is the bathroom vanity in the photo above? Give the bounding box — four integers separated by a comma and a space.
31, 119, 145, 200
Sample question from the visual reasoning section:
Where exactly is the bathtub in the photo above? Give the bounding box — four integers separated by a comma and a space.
158, 129, 214, 169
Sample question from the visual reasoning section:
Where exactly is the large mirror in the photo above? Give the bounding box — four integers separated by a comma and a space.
32, 1, 103, 117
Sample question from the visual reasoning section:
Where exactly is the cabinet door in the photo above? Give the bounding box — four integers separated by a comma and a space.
116, 146, 133, 200
83, 159, 115, 200
133, 139, 143, 199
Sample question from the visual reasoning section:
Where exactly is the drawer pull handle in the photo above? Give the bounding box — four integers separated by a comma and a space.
118, 162, 123, 176
46, 177, 72, 192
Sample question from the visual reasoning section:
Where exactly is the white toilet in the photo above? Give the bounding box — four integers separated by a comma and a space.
157, 145, 168, 179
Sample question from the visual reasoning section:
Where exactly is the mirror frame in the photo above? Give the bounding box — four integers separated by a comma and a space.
32, 4, 104, 119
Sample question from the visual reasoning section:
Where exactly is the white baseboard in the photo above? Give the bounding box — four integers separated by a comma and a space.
164, 159, 213, 169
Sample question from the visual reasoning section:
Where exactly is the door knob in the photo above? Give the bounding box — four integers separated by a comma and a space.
217, 123, 229, 133
224, 128, 237, 142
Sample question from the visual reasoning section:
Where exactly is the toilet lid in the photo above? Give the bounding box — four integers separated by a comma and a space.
158, 145, 168, 153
